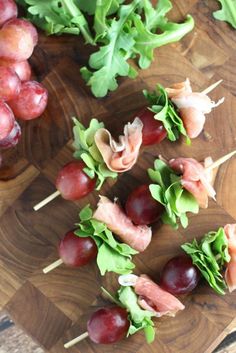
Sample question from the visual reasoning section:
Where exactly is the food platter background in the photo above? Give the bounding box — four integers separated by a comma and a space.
0, 1, 236, 352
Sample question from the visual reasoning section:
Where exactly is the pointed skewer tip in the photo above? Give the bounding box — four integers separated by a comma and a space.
64, 332, 89, 349
201, 79, 223, 95
33, 190, 61, 211
205, 150, 236, 172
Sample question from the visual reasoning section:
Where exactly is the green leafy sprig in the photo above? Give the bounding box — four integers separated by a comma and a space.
72, 118, 117, 189
17, 0, 194, 97
17, 0, 94, 41
148, 159, 199, 229
144, 84, 190, 143
75, 205, 138, 275
102, 286, 155, 343
81, 0, 140, 97
81, 0, 194, 97
213, 0, 236, 29
182, 227, 231, 295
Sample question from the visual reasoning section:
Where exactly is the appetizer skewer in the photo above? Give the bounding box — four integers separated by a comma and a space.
33, 117, 143, 210
42, 151, 236, 275
64, 222, 236, 348
43, 205, 140, 276
33, 78, 223, 211
64, 274, 186, 348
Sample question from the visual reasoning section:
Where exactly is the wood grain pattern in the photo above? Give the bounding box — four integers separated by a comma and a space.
0, 1, 236, 353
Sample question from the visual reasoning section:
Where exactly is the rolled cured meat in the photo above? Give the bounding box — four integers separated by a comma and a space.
93, 196, 152, 252
169, 157, 216, 208
166, 78, 224, 138
94, 118, 143, 173
224, 224, 236, 293
133, 274, 185, 317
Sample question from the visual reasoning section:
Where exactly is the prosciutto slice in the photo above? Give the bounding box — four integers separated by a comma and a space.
224, 224, 236, 292
166, 78, 192, 99
134, 275, 185, 317
94, 118, 143, 173
166, 78, 224, 138
169, 157, 216, 208
93, 196, 152, 252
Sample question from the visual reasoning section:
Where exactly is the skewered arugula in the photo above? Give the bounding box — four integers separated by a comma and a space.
75, 205, 138, 275
148, 159, 199, 229
72, 118, 117, 189
182, 227, 231, 295
144, 85, 190, 143
17, 0, 194, 97
102, 286, 155, 343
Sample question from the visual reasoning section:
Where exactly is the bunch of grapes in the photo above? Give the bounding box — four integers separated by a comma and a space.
0, 0, 48, 156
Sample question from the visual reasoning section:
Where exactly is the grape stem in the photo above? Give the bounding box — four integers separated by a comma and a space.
201, 79, 223, 95
64, 332, 89, 348
43, 259, 63, 274
33, 190, 61, 211
205, 150, 236, 172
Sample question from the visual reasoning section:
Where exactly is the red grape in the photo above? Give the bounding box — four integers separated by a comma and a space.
4, 18, 38, 46
8, 81, 48, 120
0, 59, 31, 81
0, 120, 21, 148
125, 184, 164, 225
160, 255, 201, 295
0, 0, 17, 27
59, 230, 97, 267
0, 66, 21, 101
0, 100, 14, 140
56, 161, 97, 201
136, 108, 167, 146
0, 20, 35, 61
87, 307, 129, 344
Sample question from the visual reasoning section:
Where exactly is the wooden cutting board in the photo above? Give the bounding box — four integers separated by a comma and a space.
0, 1, 236, 352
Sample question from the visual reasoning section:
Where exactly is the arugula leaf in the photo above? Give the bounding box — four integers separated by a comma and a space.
19, 0, 194, 97
118, 286, 155, 343
144, 85, 190, 143
213, 0, 236, 29
148, 159, 199, 229
72, 118, 117, 189
181, 227, 230, 294
16, 0, 94, 42
102, 285, 155, 343
81, 0, 140, 97
78, 0, 125, 16
142, 0, 172, 31
133, 14, 194, 69
75, 205, 138, 275
94, 0, 126, 39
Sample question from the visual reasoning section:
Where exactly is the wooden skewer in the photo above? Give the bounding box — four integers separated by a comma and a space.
43, 258, 63, 274
64, 332, 89, 348
205, 150, 236, 172
33, 190, 61, 211
201, 79, 223, 95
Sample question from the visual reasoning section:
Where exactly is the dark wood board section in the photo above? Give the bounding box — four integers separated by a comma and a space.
0, 1, 236, 352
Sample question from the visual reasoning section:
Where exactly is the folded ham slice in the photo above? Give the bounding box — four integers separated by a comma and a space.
93, 196, 152, 252
166, 78, 224, 138
169, 157, 216, 208
134, 275, 185, 317
166, 78, 192, 99
224, 224, 236, 292
94, 118, 143, 173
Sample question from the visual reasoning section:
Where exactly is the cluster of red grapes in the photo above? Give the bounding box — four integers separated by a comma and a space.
0, 0, 48, 153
